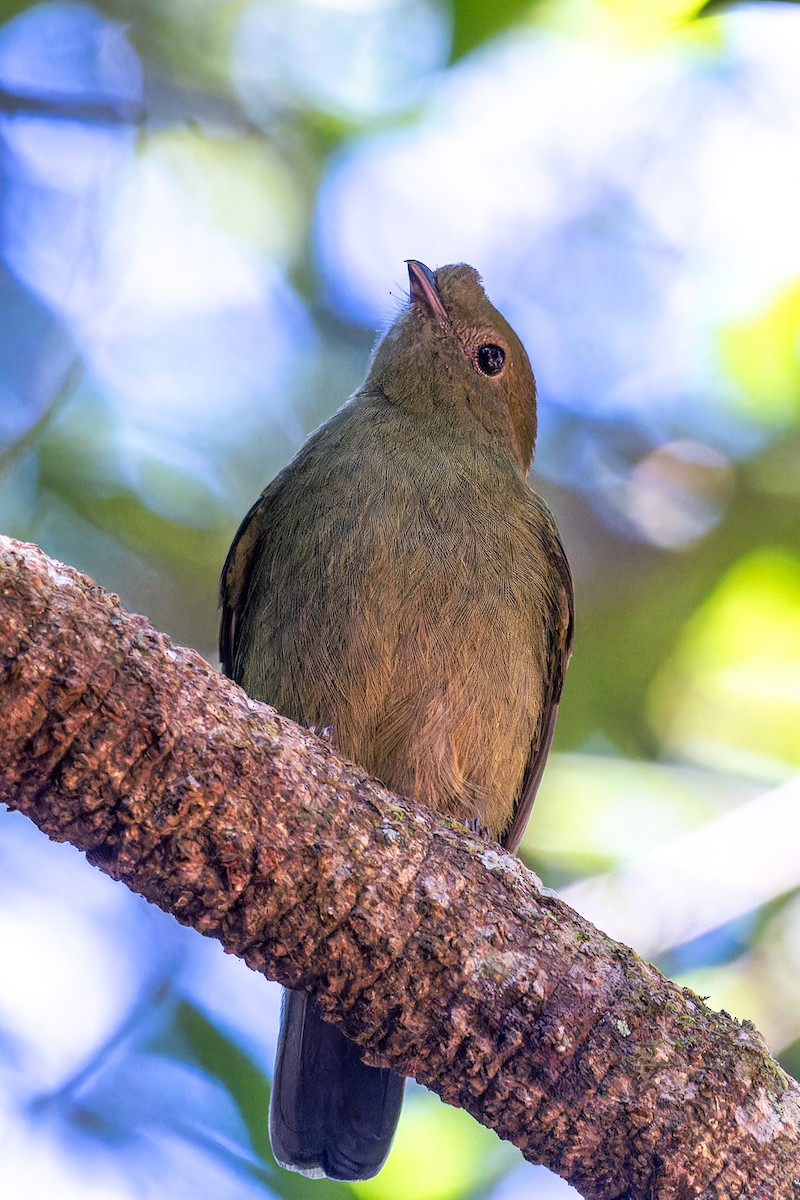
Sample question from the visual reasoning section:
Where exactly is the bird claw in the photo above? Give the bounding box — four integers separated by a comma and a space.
464, 816, 492, 840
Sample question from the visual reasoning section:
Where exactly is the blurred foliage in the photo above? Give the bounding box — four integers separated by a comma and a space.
652, 548, 800, 773
697, 0, 800, 15
719, 281, 800, 426
1, 1, 800, 1199
448, 0, 542, 62
164, 1001, 273, 1165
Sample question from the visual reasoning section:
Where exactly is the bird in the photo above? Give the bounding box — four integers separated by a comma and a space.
219, 259, 574, 1181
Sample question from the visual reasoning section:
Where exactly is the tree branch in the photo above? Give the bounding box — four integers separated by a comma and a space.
1, 535, 798, 1199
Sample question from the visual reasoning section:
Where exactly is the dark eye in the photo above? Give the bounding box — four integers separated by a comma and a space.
476, 343, 505, 376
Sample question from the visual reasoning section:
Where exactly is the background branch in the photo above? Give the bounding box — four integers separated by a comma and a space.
1, 534, 798, 1200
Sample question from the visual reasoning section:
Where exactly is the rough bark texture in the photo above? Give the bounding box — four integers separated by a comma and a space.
1, 534, 799, 1200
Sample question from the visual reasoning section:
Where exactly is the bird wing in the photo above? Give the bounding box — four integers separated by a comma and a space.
218, 491, 270, 680
501, 526, 574, 855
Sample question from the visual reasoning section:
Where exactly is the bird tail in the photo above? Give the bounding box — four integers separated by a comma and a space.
269, 988, 405, 1181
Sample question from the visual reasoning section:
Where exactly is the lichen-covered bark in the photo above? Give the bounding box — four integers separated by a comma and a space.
1, 535, 799, 1199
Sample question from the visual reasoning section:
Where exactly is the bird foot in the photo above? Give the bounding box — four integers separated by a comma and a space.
464, 816, 492, 840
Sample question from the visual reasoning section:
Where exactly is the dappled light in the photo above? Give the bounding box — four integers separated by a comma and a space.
1, 0, 799, 1198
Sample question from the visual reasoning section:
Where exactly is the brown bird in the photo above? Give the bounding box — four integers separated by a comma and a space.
219, 260, 573, 1181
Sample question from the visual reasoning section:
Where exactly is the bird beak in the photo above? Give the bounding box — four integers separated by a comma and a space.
406, 260, 449, 330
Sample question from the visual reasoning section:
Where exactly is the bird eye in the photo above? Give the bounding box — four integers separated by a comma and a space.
476, 343, 506, 376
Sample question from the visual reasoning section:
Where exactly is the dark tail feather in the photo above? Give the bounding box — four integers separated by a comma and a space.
269, 989, 405, 1181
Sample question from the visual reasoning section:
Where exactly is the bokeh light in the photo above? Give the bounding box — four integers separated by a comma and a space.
1, 1, 799, 1198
